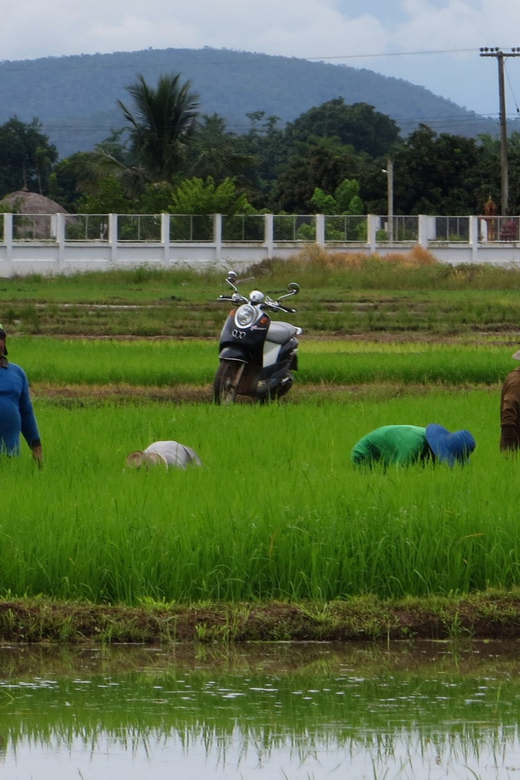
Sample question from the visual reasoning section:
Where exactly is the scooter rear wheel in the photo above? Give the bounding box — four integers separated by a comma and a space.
213, 360, 244, 405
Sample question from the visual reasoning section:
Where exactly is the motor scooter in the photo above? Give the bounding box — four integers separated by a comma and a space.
214, 271, 302, 404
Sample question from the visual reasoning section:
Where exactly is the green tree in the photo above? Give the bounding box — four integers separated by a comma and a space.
77, 175, 135, 214
50, 152, 101, 212
185, 114, 256, 182
94, 128, 132, 164
168, 176, 255, 215
118, 73, 200, 184
269, 139, 366, 213
239, 112, 289, 205
0, 117, 58, 198
390, 125, 483, 214
286, 99, 401, 158
310, 178, 363, 215
505, 133, 520, 214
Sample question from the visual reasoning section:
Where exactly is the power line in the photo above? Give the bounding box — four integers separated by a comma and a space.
37, 112, 507, 134
306, 47, 479, 61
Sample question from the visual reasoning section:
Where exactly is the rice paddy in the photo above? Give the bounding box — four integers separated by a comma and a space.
3, 259, 520, 624
0, 385, 513, 605
7, 335, 516, 387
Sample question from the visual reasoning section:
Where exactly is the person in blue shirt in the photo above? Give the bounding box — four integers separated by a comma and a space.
0, 324, 42, 466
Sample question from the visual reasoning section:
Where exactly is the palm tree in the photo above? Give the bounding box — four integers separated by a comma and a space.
186, 114, 256, 181
118, 73, 200, 184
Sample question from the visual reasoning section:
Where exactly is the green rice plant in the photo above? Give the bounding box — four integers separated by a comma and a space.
0, 390, 516, 605
299, 343, 508, 385
12, 337, 217, 386
5, 336, 517, 388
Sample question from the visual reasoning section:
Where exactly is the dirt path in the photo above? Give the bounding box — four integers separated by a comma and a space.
33, 380, 499, 405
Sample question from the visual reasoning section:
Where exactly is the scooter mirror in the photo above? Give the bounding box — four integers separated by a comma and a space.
227, 271, 238, 283
287, 283, 300, 295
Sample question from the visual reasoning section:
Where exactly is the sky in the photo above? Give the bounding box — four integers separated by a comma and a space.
4, 0, 520, 118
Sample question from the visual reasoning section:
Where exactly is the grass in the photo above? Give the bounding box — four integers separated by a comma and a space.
5, 256, 520, 336
0, 390, 514, 606
3, 336, 516, 388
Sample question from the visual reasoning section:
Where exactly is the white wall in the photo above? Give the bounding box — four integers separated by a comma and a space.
2, 212, 520, 276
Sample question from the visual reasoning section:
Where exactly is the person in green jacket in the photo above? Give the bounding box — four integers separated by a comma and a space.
351, 424, 476, 468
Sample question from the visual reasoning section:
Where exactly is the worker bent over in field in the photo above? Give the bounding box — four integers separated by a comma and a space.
351, 424, 476, 468
500, 350, 520, 452
126, 440, 202, 470
0, 324, 43, 467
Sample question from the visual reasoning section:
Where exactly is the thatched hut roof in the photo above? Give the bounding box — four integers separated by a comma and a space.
0, 190, 68, 214
0, 191, 70, 239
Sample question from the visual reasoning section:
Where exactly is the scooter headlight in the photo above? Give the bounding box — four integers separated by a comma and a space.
235, 304, 256, 328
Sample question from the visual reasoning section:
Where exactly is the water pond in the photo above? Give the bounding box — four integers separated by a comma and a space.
2, 640, 520, 780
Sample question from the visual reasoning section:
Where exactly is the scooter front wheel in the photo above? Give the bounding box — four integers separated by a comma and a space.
213, 360, 245, 405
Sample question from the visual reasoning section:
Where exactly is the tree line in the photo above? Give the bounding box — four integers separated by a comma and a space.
0, 72, 515, 217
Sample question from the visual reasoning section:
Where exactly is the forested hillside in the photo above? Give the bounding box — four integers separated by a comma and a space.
0, 47, 504, 157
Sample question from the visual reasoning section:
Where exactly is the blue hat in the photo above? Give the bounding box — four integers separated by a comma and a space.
425, 424, 476, 466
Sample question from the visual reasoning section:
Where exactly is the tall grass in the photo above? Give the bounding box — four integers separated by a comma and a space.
7, 256, 520, 297
1, 390, 516, 604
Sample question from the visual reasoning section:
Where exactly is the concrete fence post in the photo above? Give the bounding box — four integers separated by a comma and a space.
109, 214, 118, 263
264, 213, 274, 259
213, 213, 222, 261
469, 215, 480, 263
161, 212, 170, 265
418, 215, 429, 248
56, 213, 65, 273
367, 214, 377, 254
316, 213, 325, 247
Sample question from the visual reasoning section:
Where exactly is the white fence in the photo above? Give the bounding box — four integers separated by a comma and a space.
2, 212, 520, 276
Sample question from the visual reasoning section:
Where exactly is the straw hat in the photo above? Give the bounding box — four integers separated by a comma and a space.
125, 451, 165, 469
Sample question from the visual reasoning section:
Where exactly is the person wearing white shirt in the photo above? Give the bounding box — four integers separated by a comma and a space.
126, 440, 202, 469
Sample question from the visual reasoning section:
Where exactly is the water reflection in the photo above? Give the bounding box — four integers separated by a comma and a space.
0, 641, 520, 779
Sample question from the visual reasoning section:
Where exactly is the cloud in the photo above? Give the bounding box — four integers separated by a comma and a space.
2, 0, 389, 60
1, 0, 520, 115
395, 0, 515, 48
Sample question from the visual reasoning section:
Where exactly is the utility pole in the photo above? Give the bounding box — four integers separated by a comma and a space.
382, 158, 394, 243
480, 47, 520, 215
386, 158, 394, 243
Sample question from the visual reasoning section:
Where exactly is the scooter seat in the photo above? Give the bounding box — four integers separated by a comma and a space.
267, 321, 299, 344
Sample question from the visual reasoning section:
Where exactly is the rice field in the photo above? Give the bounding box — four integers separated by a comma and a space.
7, 336, 516, 387
3, 259, 520, 610
1, 388, 516, 605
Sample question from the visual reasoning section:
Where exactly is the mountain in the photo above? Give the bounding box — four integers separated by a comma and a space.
0, 47, 507, 158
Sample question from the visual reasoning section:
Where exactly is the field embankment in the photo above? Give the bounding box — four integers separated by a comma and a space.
2, 592, 520, 643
